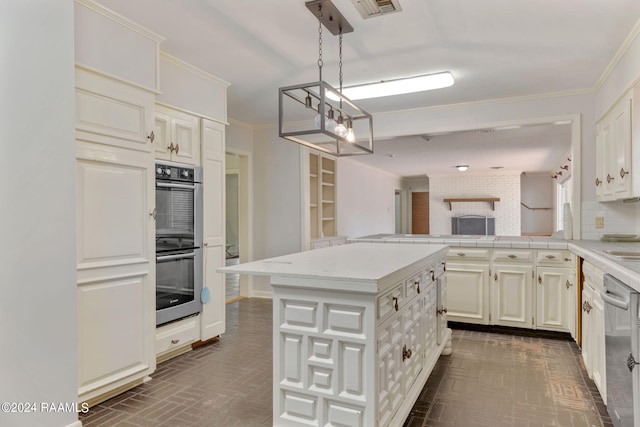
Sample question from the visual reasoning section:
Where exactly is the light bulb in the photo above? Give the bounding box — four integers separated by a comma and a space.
314, 113, 322, 129
345, 119, 355, 142
335, 115, 347, 137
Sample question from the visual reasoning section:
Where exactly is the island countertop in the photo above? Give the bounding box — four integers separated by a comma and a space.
218, 242, 448, 288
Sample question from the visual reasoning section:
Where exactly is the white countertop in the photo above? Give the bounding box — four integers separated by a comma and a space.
352, 233, 640, 292
218, 242, 448, 284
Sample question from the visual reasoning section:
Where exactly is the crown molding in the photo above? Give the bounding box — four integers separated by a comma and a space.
593, 17, 640, 92
160, 51, 230, 88
75, 0, 165, 43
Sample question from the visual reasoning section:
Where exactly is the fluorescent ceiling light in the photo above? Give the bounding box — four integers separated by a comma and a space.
328, 72, 454, 101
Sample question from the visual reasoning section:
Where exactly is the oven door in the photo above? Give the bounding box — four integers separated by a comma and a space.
156, 248, 203, 326
156, 180, 201, 248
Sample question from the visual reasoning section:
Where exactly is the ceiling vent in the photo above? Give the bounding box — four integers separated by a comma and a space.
351, 0, 402, 19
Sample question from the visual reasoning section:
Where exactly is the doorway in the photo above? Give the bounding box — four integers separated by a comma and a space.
225, 151, 250, 302
411, 191, 430, 234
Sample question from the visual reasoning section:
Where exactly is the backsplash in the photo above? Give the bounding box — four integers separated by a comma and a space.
580, 200, 640, 240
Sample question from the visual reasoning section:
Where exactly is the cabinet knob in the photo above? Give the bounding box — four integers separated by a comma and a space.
565, 280, 573, 289
150, 208, 157, 220
595, 177, 601, 186
175, 144, 180, 154
457, 252, 466, 257
564, 258, 571, 262
538, 275, 542, 285
621, 168, 629, 179
582, 301, 592, 313
171, 339, 180, 345
168, 142, 176, 153
508, 254, 517, 259
147, 130, 155, 143
402, 345, 412, 361
437, 307, 447, 315
607, 174, 614, 184
545, 255, 556, 259
494, 273, 497, 281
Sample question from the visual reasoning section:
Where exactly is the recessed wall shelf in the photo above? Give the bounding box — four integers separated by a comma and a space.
443, 197, 500, 211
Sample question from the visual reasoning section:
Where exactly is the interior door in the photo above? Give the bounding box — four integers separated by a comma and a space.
411, 191, 429, 234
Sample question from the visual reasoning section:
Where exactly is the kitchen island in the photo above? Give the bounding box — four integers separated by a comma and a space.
219, 242, 450, 427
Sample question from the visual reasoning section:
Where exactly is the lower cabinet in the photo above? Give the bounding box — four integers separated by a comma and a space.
155, 315, 200, 362
271, 253, 450, 427
492, 263, 534, 328
581, 261, 606, 402
535, 267, 576, 334
446, 247, 576, 333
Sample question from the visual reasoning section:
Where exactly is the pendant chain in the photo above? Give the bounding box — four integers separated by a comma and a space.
317, 7, 323, 82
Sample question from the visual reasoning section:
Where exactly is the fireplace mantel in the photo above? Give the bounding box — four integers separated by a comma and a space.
443, 197, 500, 211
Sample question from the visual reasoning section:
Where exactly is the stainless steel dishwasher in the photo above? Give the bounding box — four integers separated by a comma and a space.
601, 273, 640, 427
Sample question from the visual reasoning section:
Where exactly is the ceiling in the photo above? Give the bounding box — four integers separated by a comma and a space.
97, 0, 640, 176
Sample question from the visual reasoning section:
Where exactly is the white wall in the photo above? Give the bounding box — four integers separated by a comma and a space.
337, 159, 402, 238
1, 1, 79, 427
521, 173, 554, 235
429, 173, 521, 236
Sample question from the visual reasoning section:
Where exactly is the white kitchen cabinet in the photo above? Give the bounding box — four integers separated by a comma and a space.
309, 152, 339, 242
200, 118, 226, 340
222, 243, 450, 427
154, 103, 201, 165
581, 261, 607, 402
155, 315, 200, 362
492, 263, 534, 329
535, 267, 575, 333
445, 248, 491, 325
75, 67, 156, 406
595, 85, 636, 201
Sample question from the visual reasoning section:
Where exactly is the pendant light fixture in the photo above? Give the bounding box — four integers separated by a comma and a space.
278, 0, 374, 157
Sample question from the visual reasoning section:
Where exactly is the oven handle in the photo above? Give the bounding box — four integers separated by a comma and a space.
157, 182, 197, 190
600, 286, 630, 310
156, 252, 196, 262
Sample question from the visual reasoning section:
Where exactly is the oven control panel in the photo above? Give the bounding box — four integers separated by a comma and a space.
155, 163, 200, 183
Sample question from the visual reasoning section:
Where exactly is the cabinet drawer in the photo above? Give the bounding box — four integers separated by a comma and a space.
536, 250, 574, 266
435, 258, 446, 277
405, 272, 424, 299
377, 283, 404, 322
156, 316, 199, 356
447, 248, 490, 261
492, 249, 534, 263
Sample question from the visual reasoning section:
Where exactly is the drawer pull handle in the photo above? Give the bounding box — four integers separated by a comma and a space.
621, 168, 629, 179
538, 275, 542, 284
392, 297, 399, 311
431, 270, 435, 281
545, 255, 556, 259
457, 252, 466, 257
564, 257, 571, 262
402, 345, 412, 361
565, 280, 573, 289
494, 273, 497, 281
414, 280, 421, 294
442, 261, 446, 272
508, 254, 517, 259
171, 339, 180, 345
437, 307, 447, 315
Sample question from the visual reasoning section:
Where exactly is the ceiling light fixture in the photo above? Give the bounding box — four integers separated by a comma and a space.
456, 165, 469, 172
327, 72, 454, 101
278, 0, 373, 157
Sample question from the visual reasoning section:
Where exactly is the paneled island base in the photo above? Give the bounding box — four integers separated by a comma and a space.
219, 242, 451, 427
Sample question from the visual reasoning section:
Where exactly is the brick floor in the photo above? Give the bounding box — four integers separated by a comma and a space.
80, 298, 611, 426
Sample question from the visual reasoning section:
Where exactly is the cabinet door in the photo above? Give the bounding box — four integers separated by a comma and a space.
535, 267, 571, 332
171, 112, 200, 165
610, 94, 632, 198
153, 110, 172, 161
445, 262, 490, 324
402, 297, 423, 395
492, 264, 533, 328
377, 315, 404, 427
591, 290, 606, 401
436, 276, 447, 345
200, 119, 226, 340
76, 142, 156, 402
595, 121, 612, 200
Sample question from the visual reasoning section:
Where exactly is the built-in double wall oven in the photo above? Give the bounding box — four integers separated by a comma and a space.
155, 161, 203, 326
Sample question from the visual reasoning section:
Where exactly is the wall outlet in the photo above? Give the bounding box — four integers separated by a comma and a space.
595, 216, 604, 228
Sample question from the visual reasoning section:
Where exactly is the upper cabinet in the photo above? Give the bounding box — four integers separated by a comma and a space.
596, 86, 636, 201
154, 104, 201, 165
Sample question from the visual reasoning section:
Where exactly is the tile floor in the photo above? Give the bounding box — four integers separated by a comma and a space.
80, 298, 612, 427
